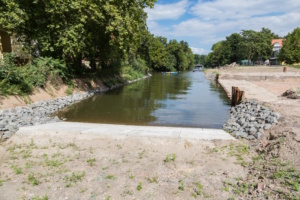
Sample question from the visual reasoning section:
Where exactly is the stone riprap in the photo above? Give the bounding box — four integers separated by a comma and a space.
0, 75, 151, 141
223, 100, 280, 140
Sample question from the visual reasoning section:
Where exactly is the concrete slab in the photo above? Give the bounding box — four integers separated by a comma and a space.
17, 122, 235, 140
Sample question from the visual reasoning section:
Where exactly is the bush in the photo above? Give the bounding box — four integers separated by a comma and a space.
0, 53, 69, 96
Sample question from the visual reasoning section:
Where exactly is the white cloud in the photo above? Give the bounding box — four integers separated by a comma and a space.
146, 0, 300, 54
190, 47, 206, 54
145, 0, 189, 21
190, 0, 300, 22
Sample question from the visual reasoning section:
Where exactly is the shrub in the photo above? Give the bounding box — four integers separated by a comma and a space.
0, 53, 69, 96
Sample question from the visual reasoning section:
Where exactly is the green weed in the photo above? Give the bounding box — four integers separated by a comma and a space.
178, 179, 185, 191
164, 153, 176, 163
28, 173, 40, 185
87, 158, 96, 166
137, 182, 143, 191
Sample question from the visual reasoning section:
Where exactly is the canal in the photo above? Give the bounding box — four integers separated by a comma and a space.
58, 71, 231, 128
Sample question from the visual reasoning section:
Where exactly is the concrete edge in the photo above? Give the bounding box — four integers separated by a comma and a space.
16, 122, 236, 141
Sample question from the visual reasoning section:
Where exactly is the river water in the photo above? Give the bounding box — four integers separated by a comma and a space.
58, 71, 231, 128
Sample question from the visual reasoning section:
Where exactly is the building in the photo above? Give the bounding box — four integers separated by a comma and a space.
0, 26, 12, 59
270, 39, 283, 65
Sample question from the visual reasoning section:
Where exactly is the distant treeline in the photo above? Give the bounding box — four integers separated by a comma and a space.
195, 27, 300, 67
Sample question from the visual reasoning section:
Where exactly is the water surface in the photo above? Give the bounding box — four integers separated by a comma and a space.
58, 72, 230, 128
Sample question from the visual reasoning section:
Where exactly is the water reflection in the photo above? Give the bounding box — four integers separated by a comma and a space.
58, 71, 230, 128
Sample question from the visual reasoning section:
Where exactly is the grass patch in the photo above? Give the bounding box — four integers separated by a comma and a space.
28, 173, 40, 186
106, 175, 116, 180
164, 153, 176, 163
87, 158, 96, 166
178, 179, 185, 191
137, 182, 143, 191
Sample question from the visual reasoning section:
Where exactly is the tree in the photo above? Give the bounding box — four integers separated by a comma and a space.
210, 41, 231, 66
0, 0, 156, 70
240, 28, 274, 64
226, 33, 243, 62
279, 27, 300, 64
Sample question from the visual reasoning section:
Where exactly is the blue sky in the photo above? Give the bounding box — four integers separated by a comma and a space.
145, 0, 300, 54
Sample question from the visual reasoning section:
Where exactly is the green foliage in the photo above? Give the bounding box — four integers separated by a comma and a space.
138, 33, 195, 71
164, 153, 176, 163
137, 182, 143, 191
279, 27, 300, 64
87, 158, 96, 166
194, 54, 207, 65
28, 172, 40, 185
205, 28, 278, 67
0, 0, 156, 70
194, 182, 203, 195
0, 53, 68, 96
12, 165, 22, 174
178, 179, 185, 191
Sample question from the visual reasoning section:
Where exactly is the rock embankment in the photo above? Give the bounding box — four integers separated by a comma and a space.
223, 100, 280, 140
0, 75, 151, 141
0, 91, 96, 141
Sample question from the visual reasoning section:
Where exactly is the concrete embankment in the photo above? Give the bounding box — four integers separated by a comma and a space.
17, 122, 235, 140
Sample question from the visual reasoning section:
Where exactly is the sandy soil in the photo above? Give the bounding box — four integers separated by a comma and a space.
0, 134, 250, 200
0, 78, 106, 110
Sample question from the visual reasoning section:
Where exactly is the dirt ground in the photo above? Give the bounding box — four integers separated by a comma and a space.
0, 134, 251, 200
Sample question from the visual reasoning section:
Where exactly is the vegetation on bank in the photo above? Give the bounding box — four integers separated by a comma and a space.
194, 27, 300, 68
0, 0, 195, 96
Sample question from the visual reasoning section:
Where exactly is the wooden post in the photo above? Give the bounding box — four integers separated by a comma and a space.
283, 67, 287, 72
216, 73, 219, 80
232, 87, 245, 106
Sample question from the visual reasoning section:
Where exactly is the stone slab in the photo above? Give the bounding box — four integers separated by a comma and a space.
16, 122, 235, 140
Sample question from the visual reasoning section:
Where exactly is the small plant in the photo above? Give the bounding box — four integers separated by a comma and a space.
30, 138, 35, 147
80, 187, 88, 193
138, 150, 146, 159
28, 173, 40, 185
147, 176, 159, 183
178, 179, 185, 191
87, 158, 96, 166
44, 158, 63, 167
102, 166, 109, 170
106, 175, 116, 180
194, 182, 203, 195
164, 153, 176, 163
129, 174, 134, 179
12, 165, 22, 174
117, 144, 122, 149
89, 147, 94, 154
137, 182, 143, 191
66, 84, 74, 95
31, 195, 49, 200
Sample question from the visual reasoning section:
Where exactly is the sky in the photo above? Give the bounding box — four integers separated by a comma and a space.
145, 0, 300, 54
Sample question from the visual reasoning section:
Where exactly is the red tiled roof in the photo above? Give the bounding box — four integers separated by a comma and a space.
272, 39, 283, 47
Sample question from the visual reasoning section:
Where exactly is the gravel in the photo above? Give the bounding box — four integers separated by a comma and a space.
223, 100, 280, 140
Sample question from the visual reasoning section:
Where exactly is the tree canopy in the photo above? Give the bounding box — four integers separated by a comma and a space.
279, 27, 300, 64
205, 28, 280, 67
0, 0, 156, 69
1, 0, 195, 72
